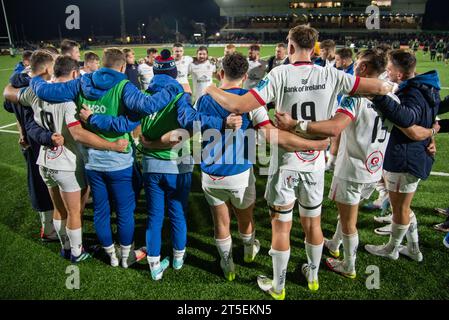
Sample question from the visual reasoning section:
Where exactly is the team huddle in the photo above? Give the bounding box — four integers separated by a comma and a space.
2, 25, 442, 300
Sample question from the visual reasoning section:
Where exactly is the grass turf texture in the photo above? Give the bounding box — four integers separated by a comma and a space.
0, 46, 449, 300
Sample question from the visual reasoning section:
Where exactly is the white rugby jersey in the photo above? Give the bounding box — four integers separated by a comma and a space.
201, 106, 270, 189
137, 63, 154, 90
250, 61, 360, 173
243, 59, 268, 90
334, 93, 399, 183
18, 87, 84, 172
176, 55, 193, 85
189, 59, 216, 102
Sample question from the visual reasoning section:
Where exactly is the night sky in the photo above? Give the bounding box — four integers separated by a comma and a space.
0, 0, 220, 41
0, 0, 448, 42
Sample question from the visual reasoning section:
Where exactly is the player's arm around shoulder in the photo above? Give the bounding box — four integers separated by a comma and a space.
68, 123, 128, 153
258, 121, 329, 152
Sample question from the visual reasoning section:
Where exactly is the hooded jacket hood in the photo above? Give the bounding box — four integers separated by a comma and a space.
147, 74, 178, 95
80, 67, 127, 100
399, 70, 441, 109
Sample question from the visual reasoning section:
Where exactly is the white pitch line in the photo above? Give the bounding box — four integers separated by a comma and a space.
431, 171, 449, 177
0, 123, 16, 129
441, 87, 449, 90
0, 68, 13, 72
0, 129, 19, 134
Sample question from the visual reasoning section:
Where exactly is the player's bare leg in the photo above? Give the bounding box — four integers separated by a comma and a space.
48, 187, 70, 257
211, 202, 235, 281
257, 204, 293, 300
233, 203, 260, 263
300, 215, 323, 291
325, 203, 358, 279
60, 189, 90, 261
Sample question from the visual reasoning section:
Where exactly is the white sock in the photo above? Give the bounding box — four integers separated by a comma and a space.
39, 211, 54, 235
53, 219, 70, 250
147, 255, 161, 271
331, 219, 343, 248
269, 247, 290, 294
342, 232, 358, 271
104, 244, 119, 266
305, 241, 323, 281
173, 248, 185, 261
406, 212, 420, 252
239, 231, 255, 246
387, 222, 409, 250
66, 227, 83, 257
215, 236, 232, 262
120, 244, 132, 268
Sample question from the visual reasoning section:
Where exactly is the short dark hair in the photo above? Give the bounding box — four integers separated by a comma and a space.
22, 50, 33, 61
173, 43, 183, 48
103, 48, 126, 68
54, 56, 80, 78
147, 48, 158, 55
249, 44, 261, 52
357, 49, 387, 75
288, 25, 319, 50
320, 39, 336, 50
336, 48, 353, 60
376, 43, 392, 55
388, 49, 417, 76
122, 48, 134, 56
276, 43, 286, 49
197, 46, 208, 53
60, 39, 79, 55
30, 50, 54, 74
42, 45, 60, 55
84, 51, 100, 63
222, 52, 249, 81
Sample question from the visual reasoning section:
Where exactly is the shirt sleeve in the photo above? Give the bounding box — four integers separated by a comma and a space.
18, 87, 34, 107
250, 106, 271, 129
64, 102, 81, 128
336, 96, 358, 121
248, 68, 280, 106
329, 67, 360, 96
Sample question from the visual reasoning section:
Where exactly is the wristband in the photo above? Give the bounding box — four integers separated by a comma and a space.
431, 128, 437, 137
295, 120, 309, 134
86, 114, 93, 124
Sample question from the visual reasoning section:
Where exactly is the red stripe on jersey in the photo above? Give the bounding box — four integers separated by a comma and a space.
67, 121, 81, 128
336, 109, 355, 121
249, 89, 266, 106
349, 76, 361, 96
254, 120, 271, 129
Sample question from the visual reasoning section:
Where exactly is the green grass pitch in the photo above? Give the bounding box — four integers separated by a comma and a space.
0, 45, 448, 300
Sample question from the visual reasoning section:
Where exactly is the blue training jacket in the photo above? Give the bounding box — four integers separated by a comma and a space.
29, 67, 184, 118
371, 70, 441, 180
197, 88, 257, 177
5, 72, 54, 148
29, 68, 183, 172
87, 74, 225, 133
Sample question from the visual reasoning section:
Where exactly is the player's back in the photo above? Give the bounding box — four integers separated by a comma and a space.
250, 62, 358, 172
23, 87, 84, 171
334, 95, 397, 184
277, 63, 357, 120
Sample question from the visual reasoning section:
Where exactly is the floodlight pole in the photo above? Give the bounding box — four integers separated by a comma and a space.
1, 0, 14, 55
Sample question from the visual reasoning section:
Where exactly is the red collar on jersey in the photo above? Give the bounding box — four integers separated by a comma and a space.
292, 61, 313, 66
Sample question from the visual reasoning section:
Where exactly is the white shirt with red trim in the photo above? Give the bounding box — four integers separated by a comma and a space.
250, 62, 360, 173
18, 87, 85, 171
334, 94, 398, 183
189, 60, 216, 102
243, 59, 268, 90
176, 55, 193, 85
201, 106, 269, 190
